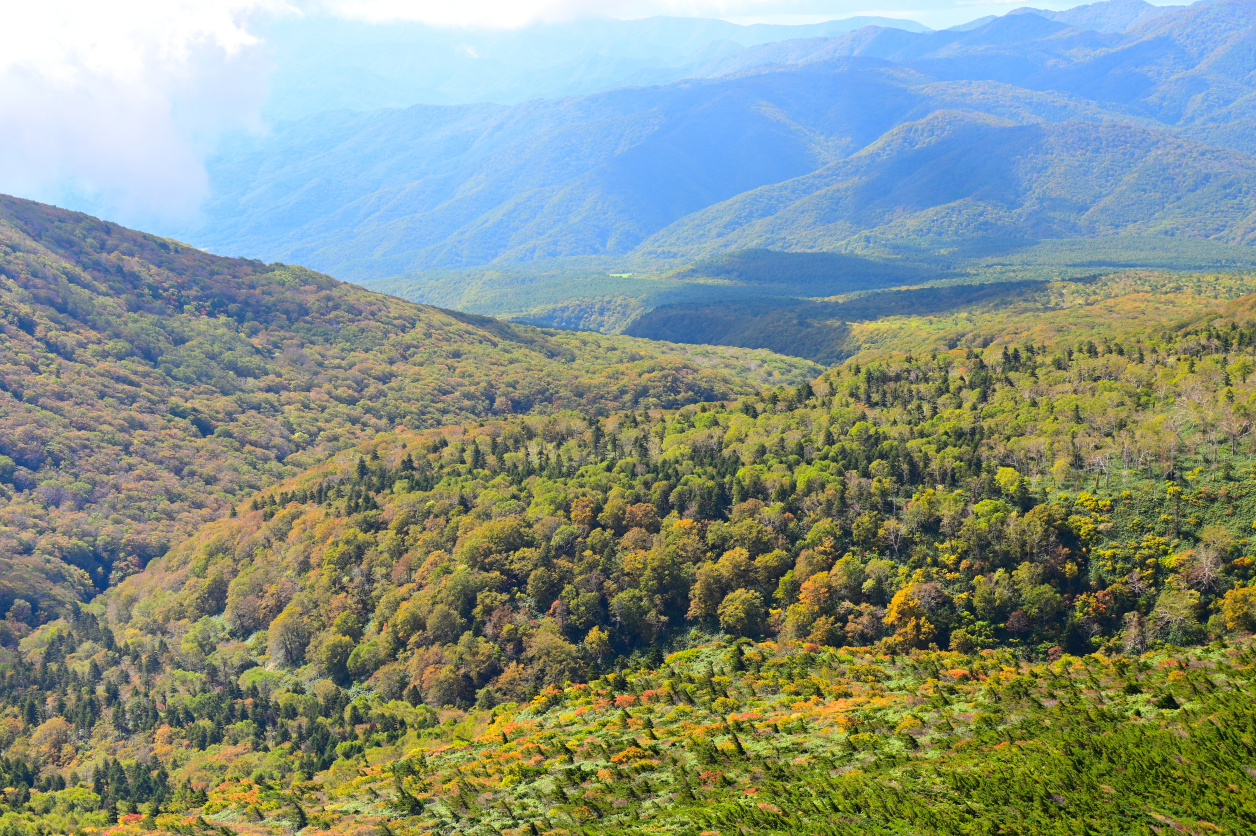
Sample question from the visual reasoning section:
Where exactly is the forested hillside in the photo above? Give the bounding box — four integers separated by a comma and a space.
0, 258, 1255, 835
637, 112, 1256, 259
626, 269, 1256, 361
102, 272, 1256, 701
0, 196, 817, 617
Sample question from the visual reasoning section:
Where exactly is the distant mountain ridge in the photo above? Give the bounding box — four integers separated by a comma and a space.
260, 13, 931, 120
170, 0, 1256, 288
1008, 0, 1184, 32
637, 111, 1256, 258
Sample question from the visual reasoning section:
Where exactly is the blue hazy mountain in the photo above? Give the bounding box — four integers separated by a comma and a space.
259, 14, 930, 120
637, 110, 1256, 259
177, 0, 1256, 283
1008, 0, 1184, 32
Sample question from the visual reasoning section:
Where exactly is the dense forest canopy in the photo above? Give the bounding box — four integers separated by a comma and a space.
4, 196, 1256, 836
0, 262, 1255, 835
0, 196, 817, 616
108, 279, 1256, 704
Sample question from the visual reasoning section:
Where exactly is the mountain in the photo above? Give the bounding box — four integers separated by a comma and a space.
181, 61, 1166, 279
0, 268, 1254, 836
0, 196, 818, 618
636, 111, 1256, 260
702, 0, 1256, 150
259, 14, 931, 120
1008, 0, 1183, 33
694, 11, 1119, 79
172, 0, 1256, 300
187, 62, 945, 277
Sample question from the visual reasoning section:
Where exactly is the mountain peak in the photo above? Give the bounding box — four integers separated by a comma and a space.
1009, 0, 1183, 33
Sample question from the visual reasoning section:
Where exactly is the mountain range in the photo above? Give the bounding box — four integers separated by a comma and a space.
5, 3, 1256, 825
259, 13, 930, 120
170, 0, 1256, 305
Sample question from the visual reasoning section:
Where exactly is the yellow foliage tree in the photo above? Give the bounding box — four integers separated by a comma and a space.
1220, 586, 1256, 632
885, 584, 937, 649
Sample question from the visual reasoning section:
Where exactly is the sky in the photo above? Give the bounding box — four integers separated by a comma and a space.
0, 0, 1181, 230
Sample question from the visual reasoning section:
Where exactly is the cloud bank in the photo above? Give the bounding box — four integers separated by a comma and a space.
0, 0, 285, 228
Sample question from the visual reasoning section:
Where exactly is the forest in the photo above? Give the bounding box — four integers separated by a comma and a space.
16, 1, 1256, 832
0, 196, 816, 614
3, 198, 1256, 836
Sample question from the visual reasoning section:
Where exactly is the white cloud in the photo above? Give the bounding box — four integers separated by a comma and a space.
0, 0, 290, 226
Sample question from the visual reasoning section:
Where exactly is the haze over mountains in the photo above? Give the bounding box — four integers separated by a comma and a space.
1008, 0, 1182, 30
169, 0, 1256, 301
259, 13, 931, 120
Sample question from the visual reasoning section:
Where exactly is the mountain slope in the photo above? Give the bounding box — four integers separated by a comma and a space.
182, 62, 1165, 279
98, 270, 1256, 703
0, 271, 1253, 836
703, 1, 1256, 151
0, 196, 819, 617
188, 63, 946, 277
636, 111, 1256, 259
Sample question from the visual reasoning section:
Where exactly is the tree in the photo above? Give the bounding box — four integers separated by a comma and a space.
1220, 586, 1256, 633
995, 466, 1028, 507
268, 606, 310, 668
584, 626, 611, 665
426, 605, 467, 645
884, 584, 938, 649
852, 512, 880, 548
717, 589, 765, 637
612, 589, 663, 644
973, 571, 1015, 623
879, 519, 907, 558
317, 635, 354, 683
523, 626, 585, 687
527, 567, 561, 612
1151, 587, 1203, 645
